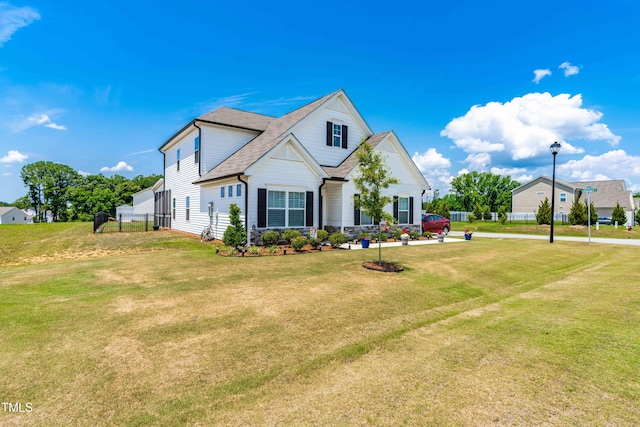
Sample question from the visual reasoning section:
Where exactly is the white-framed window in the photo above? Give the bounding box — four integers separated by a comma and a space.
172, 198, 176, 219
398, 197, 409, 224
186, 196, 190, 221
236, 184, 242, 197
332, 123, 342, 147
361, 211, 374, 225
228, 185, 233, 198
267, 190, 305, 227
176, 149, 181, 171
560, 193, 567, 202
194, 136, 200, 163
220, 186, 225, 198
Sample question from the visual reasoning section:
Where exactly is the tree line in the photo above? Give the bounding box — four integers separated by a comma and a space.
12, 161, 162, 222
423, 171, 522, 219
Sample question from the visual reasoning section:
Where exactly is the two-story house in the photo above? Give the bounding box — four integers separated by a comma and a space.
157, 89, 430, 244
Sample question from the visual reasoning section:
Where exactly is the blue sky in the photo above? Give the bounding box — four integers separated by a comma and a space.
2, 0, 640, 203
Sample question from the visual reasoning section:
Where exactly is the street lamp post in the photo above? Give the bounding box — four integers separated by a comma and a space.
549, 142, 561, 243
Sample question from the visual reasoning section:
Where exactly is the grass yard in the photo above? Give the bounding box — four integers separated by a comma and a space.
453, 219, 640, 239
1, 223, 639, 425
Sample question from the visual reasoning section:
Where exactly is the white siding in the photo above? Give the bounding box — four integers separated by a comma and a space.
291, 104, 368, 167
133, 189, 155, 215
323, 182, 343, 227
248, 154, 322, 229
200, 124, 260, 174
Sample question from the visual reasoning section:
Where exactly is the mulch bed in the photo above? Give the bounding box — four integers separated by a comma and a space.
362, 261, 404, 273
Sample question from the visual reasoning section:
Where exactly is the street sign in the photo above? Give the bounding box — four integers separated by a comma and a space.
584, 186, 598, 193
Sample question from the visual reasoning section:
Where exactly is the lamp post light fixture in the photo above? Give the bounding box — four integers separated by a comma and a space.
549, 141, 561, 243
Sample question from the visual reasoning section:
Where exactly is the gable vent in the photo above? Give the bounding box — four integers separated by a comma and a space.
273, 145, 302, 162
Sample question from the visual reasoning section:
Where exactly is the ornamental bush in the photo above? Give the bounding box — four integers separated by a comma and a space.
283, 229, 302, 244
222, 204, 247, 248
536, 197, 551, 225
291, 236, 307, 252
316, 229, 329, 242
611, 201, 627, 226
261, 231, 280, 246
328, 232, 348, 248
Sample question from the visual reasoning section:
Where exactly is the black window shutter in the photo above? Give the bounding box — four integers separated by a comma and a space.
306, 191, 314, 227
354, 193, 361, 225
326, 121, 333, 146
409, 197, 414, 224
393, 196, 399, 222
342, 125, 348, 149
257, 188, 267, 228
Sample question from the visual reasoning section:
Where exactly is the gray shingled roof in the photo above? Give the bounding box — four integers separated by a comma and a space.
197, 107, 275, 131
572, 180, 633, 209
194, 90, 342, 183
322, 131, 391, 179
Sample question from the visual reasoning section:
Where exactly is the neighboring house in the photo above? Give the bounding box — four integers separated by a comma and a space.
0, 207, 32, 224
158, 89, 430, 244
512, 177, 636, 225
115, 205, 134, 220
133, 178, 164, 216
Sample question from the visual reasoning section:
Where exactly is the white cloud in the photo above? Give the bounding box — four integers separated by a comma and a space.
533, 69, 551, 84
412, 148, 454, 193
78, 170, 91, 177
464, 152, 492, 170
412, 148, 451, 171
12, 112, 67, 132
0, 3, 40, 47
0, 149, 27, 163
559, 61, 580, 77
441, 92, 622, 171
100, 161, 133, 172
557, 150, 640, 181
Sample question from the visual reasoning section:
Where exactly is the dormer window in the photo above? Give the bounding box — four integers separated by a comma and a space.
326, 121, 348, 149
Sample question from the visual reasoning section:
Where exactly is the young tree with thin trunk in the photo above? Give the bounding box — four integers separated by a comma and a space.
352, 140, 399, 265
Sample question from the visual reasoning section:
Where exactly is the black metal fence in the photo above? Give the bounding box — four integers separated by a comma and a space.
94, 212, 154, 233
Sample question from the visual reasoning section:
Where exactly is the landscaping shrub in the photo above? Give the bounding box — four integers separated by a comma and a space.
222, 204, 247, 248
536, 197, 551, 225
373, 232, 387, 242
391, 229, 403, 240
248, 246, 261, 255
612, 202, 627, 226
283, 229, 302, 244
329, 232, 348, 248
316, 229, 329, 242
261, 231, 280, 246
309, 238, 322, 249
291, 236, 307, 252
267, 246, 279, 254
467, 214, 476, 223
409, 231, 420, 239
422, 231, 433, 239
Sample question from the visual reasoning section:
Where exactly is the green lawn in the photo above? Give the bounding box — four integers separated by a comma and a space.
1, 223, 639, 425
452, 219, 640, 239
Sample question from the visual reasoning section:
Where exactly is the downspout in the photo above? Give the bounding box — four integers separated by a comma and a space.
318, 178, 328, 230
238, 174, 249, 246
193, 121, 202, 177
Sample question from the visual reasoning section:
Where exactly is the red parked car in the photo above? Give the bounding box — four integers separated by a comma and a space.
422, 213, 451, 234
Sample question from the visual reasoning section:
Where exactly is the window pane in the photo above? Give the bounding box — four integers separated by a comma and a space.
268, 209, 285, 227
268, 191, 285, 208
333, 124, 341, 136
361, 211, 373, 225
221, 187, 225, 198
228, 185, 233, 197
399, 212, 408, 224
186, 196, 190, 208
289, 192, 305, 209
236, 184, 242, 197
398, 197, 408, 210
289, 210, 304, 227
